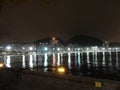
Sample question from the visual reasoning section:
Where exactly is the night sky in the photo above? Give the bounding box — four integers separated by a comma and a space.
0, 0, 120, 42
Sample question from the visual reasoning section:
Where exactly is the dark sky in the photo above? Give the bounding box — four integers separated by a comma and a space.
0, 0, 120, 42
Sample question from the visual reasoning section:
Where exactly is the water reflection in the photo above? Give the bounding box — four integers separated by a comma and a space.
68, 53, 71, 69
86, 52, 90, 66
29, 55, 33, 68
33, 54, 37, 67
109, 51, 112, 67
94, 52, 98, 67
61, 53, 63, 65
52, 53, 56, 67
44, 54, 48, 67
116, 51, 119, 68
3, 51, 120, 80
77, 52, 81, 68
6, 55, 11, 68
102, 51, 105, 66
57, 53, 60, 66
22, 55, 25, 68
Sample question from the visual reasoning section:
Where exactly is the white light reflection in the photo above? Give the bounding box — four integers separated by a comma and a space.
6, 46, 11, 50
92, 52, 95, 65
74, 53, 77, 65
116, 50, 119, 67
61, 53, 63, 65
94, 52, 98, 66
52, 53, 56, 67
33, 54, 37, 66
102, 51, 105, 66
6, 55, 11, 68
29, 47, 33, 51
109, 51, 112, 66
68, 48, 70, 51
86, 51, 90, 66
29, 55, 33, 68
44, 47, 48, 51
68, 53, 71, 69
57, 53, 60, 66
77, 52, 81, 67
22, 55, 26, 68
44, 54, 48, 67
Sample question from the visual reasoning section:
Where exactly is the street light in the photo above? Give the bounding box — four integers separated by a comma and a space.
57, 48, 60, 51
22, 47, 25, 50
29, 47, 33, 51
6, 45, 11, 51
67, 47, 70, 51
44, 47, 48, 51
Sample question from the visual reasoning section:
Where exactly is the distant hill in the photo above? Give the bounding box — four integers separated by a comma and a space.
65, 35, 103, 46
35, 37, 64, 45
109, 42, 120, 47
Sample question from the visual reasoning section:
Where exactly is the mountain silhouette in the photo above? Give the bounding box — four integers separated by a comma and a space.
65, 35, 103, 46
35, 37, 64, 45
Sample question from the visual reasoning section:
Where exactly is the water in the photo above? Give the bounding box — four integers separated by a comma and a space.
1, 51, 120, 80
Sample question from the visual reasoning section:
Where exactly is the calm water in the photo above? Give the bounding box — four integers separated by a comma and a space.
2, 51, 120, 80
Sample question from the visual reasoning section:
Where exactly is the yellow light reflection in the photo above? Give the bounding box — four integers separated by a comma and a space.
0, 63, 4, 68
57, 67, 65, 73
52, 37, 56, 41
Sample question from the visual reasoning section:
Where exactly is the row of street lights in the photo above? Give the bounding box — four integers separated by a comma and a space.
0, 44, 120, 55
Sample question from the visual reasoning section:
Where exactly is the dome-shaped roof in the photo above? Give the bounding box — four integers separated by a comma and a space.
65, 35, 103, 46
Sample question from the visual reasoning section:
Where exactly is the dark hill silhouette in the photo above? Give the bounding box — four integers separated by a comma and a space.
65, 35, 103, 46
35, 37, 64, 45
109, 42, 120, 47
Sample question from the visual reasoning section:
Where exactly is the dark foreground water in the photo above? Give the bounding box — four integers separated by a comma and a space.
1, 51, 120, 81
29, 66, 120, 81
4, 65, 120, 81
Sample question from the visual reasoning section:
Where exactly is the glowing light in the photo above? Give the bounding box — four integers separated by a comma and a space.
0, 63, 4, 68
77, 48, 80, 51
116, 48, 118, 50
6, 55, 11, 68
44, 54, 48, 67
52, 53, 56, 66
68, 53, 71, 69
78, 52, 81, 67
108, 48, 111, 50
53, 48, 55, 50
86, 48, 89, 51
57, 48, 60, 51
57, 53, 60, 66
6, 46, 11, 50
102, 48, 105, 51
22, 47, 25, 50
92, 46, 97, 51
29, 47, 33, 51
95, 82, 102, 88
87, 52, 90, 66
29, 55, 33, 68
61, 53, 63, 65
57, 67, 65, 73
52, 37, 56, 41
68, 48, 70, 51
94, 46, 97, 51
44, 47, 48, 51
22, 55, 26, 68
102, 51, 105, 66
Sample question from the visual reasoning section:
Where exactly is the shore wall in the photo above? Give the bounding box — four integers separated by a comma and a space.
0, 68, 120, 90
